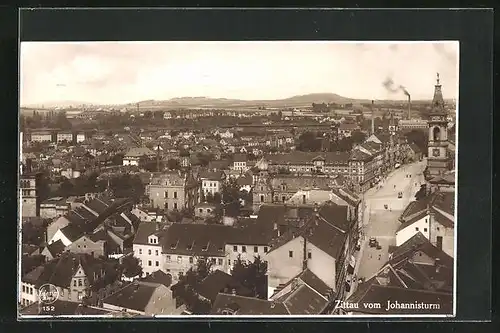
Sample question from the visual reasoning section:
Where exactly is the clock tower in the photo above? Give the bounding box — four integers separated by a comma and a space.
427, 73, 450, 177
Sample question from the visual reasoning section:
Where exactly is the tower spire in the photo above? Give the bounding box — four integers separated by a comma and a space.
431, 72, 445, 114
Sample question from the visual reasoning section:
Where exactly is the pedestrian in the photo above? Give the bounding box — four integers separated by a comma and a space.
378, 254, 381, 260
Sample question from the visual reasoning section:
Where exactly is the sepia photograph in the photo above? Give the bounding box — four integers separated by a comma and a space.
18, 41, 458, 318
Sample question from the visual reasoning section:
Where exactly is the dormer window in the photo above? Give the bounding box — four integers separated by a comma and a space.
202, 242, 210, 252
170, 240, 179, 250
187, 241, 195, 251
149, 236, 158, 244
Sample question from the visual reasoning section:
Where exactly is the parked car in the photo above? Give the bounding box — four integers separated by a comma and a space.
398, 192, 403, 199
369, 237, 378, 248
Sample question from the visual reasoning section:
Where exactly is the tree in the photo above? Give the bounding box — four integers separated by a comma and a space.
167, 158, 181, 170
111, 153, 124, 166
143, 111, 153, 119
230, 255, 268, 299
172, 257, 213, 314
221, 178, 242, 217
120, 255, 143, 278
296, 131, 322, 152
205, 192, 214, 203
55, 111, 72, 130
351, 130, 367, 145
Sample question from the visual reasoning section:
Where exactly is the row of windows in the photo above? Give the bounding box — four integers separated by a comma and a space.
163, 191, 178, 199
22, 285, 34, 295
415, 226, 440, 232
73, 278, 85, 287
203, 182, 218, 188
233, 245, 268, 253
165, 255, 224, 266
138, 248, 160, 256
147, 260, 160, 267
198, 208, 213, 213
157, 202, 178, 210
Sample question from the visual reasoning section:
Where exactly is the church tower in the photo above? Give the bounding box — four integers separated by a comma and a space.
427, 73, 450, 177
252, 157, 273, 213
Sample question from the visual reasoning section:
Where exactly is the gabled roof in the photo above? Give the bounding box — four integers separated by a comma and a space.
141, 270, 172, 287
124, 147, 155, 158
199, 170, 225, 181
22, 252, 117, 288
102, 281, 163, 312
210, 293, 289, 315
197, 270, 251, 303
389, 233, 454, 268
133, 222, 168, 246
45, 239, 66, 258
269, 206, 349, 261
396, 210, 429, 232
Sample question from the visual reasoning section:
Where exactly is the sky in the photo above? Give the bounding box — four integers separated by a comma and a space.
20, 41, 459, 106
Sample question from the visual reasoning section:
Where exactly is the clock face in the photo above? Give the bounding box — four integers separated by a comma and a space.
432, 148, 440, 157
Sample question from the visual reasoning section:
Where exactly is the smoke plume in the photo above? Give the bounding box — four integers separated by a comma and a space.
382, 77, 410, 98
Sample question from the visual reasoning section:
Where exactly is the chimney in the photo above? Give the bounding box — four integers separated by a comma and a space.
407, 95, 411, 120
435, 258, 441, 273
371, 100, 375, 135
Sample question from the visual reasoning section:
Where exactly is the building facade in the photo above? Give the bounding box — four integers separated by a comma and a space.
147, 171, 199, 211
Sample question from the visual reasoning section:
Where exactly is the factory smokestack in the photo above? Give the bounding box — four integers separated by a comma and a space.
407, 94, 411, 120
371, 100, 375, 135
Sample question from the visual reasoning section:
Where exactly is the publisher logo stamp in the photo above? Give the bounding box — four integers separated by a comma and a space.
38, 284, 59, 305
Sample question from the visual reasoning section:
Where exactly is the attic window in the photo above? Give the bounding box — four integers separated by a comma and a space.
187, 241, 195, 251
202, 242, 210, 251
170, 240, 179, 249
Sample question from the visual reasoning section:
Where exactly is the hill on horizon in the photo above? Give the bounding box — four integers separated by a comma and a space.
22, 93, 452, 109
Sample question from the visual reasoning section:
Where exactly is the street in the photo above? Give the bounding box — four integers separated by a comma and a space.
352, 159, 427, 290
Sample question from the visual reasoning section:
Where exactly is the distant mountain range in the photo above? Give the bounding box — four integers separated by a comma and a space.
22, 93, 454, 110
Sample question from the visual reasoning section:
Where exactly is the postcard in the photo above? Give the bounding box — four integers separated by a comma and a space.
18, 40, 458, 318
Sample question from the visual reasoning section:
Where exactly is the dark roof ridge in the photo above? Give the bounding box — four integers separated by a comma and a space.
387, 264, 408, 289
371, 284, 452, 296
317, 213, 346, 234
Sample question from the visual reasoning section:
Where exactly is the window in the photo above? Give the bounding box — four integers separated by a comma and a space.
254, 246, 258, 253
415, 227, 419, 231
165, 202, 168, 209
164, 191, 168, 198
207, 209, 211, 213
155, 250, 159, 256
260, 195, 264, 203
174, 192, 178, 199
218, 258, 223, 265
148, 260, 152, 266
233, 245, 238, 252
139, 249, 142, 255
148, 249, 152, 255
289, 251, 293, 258
282, 196, 286, 203
177, 256, 182, 263
228, 259, 231, 266
155, 261, 159, 267
174, 202, 178, 210
308, 251, 312, 259
166, 255, 171, 262
264, 247, 268, 253
78, 279, 83, 287
22, 285, 25, 293
199, 209, 203, 213
242, 246, 247, 253
73, 280, 77, 287
437, 227, 440, 231
424, 228, 428, 232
